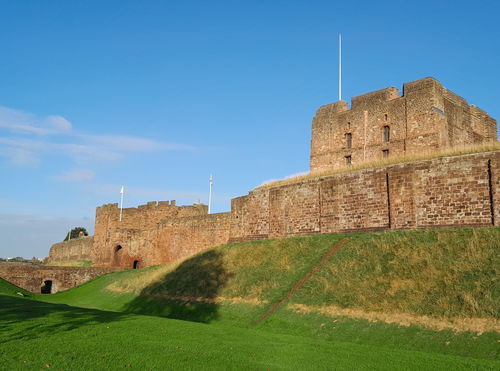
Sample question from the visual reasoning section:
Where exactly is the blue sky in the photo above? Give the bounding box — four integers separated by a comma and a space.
1, 0, 499, 258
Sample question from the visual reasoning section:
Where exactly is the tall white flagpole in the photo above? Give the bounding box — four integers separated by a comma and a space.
119, 185, 124, 222
208, 175, 213, 214
339, 33, 342, 101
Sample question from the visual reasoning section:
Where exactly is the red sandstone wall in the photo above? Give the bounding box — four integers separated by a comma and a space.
268, 180, 320, 237
48, 236, 93, 264
0, 263, 118, 293
156, 213, 232, 264
89, 151, 499, 269
234, 151, 499, 240
230, 188, 270, 242
92, 201, 207, 266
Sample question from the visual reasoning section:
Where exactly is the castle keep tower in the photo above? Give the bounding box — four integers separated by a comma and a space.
310, 77, 498, 173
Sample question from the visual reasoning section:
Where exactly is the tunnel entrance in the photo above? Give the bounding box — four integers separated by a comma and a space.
41, 280, 53, 294
133, 260, 140, 269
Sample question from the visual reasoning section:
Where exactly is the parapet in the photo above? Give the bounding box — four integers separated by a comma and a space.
315, 100, 349, 115
403, 77, 442, 95
351, 86, 399, 109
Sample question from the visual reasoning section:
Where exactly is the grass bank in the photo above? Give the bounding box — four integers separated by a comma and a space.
2, 228, 498, 368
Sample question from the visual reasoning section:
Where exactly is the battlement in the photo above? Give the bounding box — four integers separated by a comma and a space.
97, 200, 181, 211
310, 77, 498, 173
351, 86, 399, 109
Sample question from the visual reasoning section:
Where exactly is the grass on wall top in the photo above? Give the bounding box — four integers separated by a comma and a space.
258, 142, 500, 189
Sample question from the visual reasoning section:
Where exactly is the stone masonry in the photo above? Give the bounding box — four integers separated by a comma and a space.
48, 236, 93, 264
0, 263, 118, 293
310, 77, 497, 173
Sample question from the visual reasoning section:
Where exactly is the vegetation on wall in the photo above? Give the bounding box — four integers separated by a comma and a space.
63, 227, 89, 241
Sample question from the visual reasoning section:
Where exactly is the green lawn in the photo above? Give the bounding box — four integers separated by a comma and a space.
1, 295, 498, 370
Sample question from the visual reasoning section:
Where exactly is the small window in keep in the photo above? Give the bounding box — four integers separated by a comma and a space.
345, 155, 352, 165
383, 126, 390, 142
345, 133, 352, 149
383, 149, 389, 158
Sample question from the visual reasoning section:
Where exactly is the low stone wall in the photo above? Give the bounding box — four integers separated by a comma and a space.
0, 263, 118, 293
48, 236, 93, 264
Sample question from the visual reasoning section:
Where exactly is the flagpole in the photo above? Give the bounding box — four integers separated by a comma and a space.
119, 186, 124, 222
339, 33, 342, 101
208, 175, 213, 214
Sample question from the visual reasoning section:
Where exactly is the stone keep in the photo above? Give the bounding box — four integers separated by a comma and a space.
310, 77, 497, 173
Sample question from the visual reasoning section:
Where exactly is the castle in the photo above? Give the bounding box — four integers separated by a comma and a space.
47, 77, 499, 271
311, 77, 497, 172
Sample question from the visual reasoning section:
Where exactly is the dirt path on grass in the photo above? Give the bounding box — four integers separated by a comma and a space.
254, 237, 348, 324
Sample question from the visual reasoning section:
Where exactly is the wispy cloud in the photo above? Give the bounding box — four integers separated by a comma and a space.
83, 134, 196, 152
0, 106, 197, 169
53, 168, 96, 183
0, 107, 72, 135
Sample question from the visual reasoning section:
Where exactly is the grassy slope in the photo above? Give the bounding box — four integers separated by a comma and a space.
1, 295, 498, 370
0, 278, 31, 297
2, 228, 500, 368
41, 228, 499, 319
30, 228, 499, 363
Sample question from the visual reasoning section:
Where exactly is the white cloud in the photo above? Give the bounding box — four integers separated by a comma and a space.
0, 106, 73, 135
0, 106, 197, 168
46, 115, 72, 132
83, 134, 194, 152
53, 168, 96, 183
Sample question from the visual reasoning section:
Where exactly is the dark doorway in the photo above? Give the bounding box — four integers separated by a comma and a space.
133, 260, 140, 269
41, 280, 52, 294
115, 245, 122, 253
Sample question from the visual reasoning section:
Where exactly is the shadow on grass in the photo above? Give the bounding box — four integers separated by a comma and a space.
0, 294, 129, 344
124, 250, 231, 323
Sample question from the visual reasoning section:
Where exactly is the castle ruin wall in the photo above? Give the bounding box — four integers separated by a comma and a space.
48, 236, 93, 264
0, 263, 118, 293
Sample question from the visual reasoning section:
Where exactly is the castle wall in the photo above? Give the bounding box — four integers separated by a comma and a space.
310, 77, 497, 173
47, 236, 93, 264
0, 263, 118, 293
156, 213, 232, 264
92, 201, 207, 267
234, 151, 499, 240
89, 151, 499, 269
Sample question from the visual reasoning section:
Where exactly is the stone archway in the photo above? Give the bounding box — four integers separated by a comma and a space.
40, 280, 52, 294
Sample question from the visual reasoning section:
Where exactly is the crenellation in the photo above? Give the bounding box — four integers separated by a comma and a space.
311, 77, 497, 173
351, 86, 400, 109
